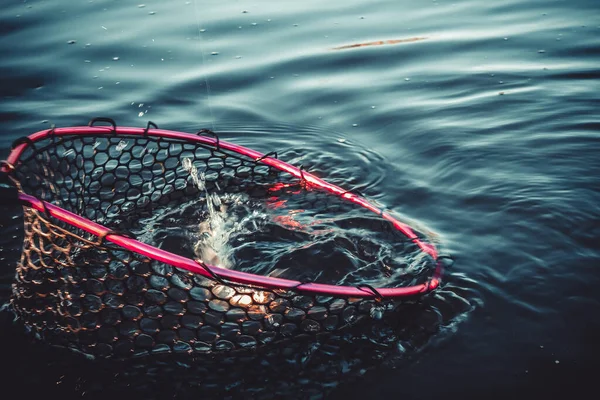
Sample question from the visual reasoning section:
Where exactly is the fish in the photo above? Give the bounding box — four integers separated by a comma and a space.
331, 37, 427, 50
194, 203, 229, 267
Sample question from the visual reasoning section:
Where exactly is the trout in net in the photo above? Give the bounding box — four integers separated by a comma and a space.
0, 119, 450, 363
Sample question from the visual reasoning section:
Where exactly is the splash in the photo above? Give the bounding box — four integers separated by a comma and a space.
182, 157, 260, 268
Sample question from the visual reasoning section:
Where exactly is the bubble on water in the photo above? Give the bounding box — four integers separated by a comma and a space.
113, 57, 119, 61
352, 124, 358, 127
67, 40, 76, 44
555, 360, 560, 364
211, 52, 219, 55
538, 49, 546, 53
138, 112, 144, 117
404, 78, 410, 81
149, 11, 156, 15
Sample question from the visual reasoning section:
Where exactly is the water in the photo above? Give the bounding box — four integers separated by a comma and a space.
1, 0, 599, 398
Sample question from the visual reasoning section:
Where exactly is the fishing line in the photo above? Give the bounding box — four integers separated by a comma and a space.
192, 0, 216, 132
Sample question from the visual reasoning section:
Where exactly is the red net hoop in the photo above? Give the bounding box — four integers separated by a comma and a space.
1, 119, 444, 358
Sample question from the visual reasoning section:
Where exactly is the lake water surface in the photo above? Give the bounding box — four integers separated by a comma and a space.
1, 0, 599, 399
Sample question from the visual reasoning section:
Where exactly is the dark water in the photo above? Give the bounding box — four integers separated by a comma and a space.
1, 0, 599, 399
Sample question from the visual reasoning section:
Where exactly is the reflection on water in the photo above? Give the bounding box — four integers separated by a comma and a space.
331, 37, 428, 51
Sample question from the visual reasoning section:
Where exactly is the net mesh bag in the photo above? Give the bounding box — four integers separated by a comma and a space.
2, 119, 443, 359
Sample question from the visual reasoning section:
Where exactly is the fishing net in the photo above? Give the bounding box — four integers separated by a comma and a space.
1, 119, 444, 359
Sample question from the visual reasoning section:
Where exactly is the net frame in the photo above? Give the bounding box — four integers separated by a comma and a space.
2, 119, 443, 300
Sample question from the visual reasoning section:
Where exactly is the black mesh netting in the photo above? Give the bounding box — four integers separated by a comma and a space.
8, 129, 436, 359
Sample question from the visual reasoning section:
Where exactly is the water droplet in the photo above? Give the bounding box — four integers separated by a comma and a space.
98, 86, 103, 90
113, 57, 119, 61
251, 22, 257, 26
138, 4, 145, 8
359, 16, 365, 19
538, 49, 546, 53
503, 37, 508, 40
41, 120, 49, 124
337, 138, 346, 143
138, 112, 144, 117
371, 105, 376, 109
149, 11, 156, 15
116, 140, 128, 151
101, 26, 107, 30
67, 40, 76, 44
352, 123, 358, 127
211, 52, 219, 55
404, 78, 410, 81
293, 24, 299, 27
242, 10, 248, 13
555, 360, 560, 364
235, 55, 242, 59
200, 29, 206, 33
84, 60, 91, 63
